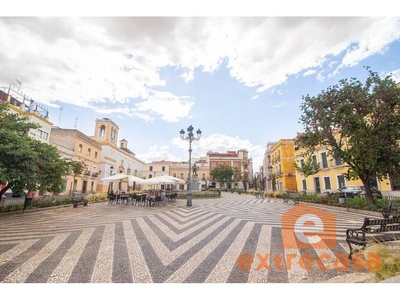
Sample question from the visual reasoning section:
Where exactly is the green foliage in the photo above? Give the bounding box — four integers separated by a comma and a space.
176, 192, 221, 199
347, 196, 368, 208
296, 67, 400, 205
85, 193, 108, 202
210, 164, 234, 186
293, 156, 321, 178
0, 102, 69, 197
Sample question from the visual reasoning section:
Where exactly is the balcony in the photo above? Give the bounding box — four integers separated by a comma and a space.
83, 170, 91, 176
92, 172, 99, 178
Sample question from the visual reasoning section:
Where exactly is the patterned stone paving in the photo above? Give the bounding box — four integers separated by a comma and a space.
0, 192, 375, 283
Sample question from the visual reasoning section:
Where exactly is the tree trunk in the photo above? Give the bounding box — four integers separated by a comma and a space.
360, 178, 374, 206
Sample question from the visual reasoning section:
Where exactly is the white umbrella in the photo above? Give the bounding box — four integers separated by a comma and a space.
152, 175, 185, 184
102, 173, 145, 183
142, 176, 178, 184
102, 173, 146, 193
102, 173, 131, 181
127, 175, 146, 185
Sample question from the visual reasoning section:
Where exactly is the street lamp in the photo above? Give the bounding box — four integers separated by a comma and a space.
180, 125, 201, 206
108, 165, 114, 192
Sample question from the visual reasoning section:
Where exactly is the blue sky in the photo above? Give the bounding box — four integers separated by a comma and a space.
1, 3, 400, 173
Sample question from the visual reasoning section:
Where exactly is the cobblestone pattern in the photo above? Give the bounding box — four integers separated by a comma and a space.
0, 193, 373, 283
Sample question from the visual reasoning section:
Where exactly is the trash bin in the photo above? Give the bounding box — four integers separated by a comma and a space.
338, 192, 345, 204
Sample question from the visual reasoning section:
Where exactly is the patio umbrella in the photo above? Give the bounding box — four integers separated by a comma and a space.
102, 173, 145, 183
142, 176, 178, 184
127, 175, 146, 185
102, 173, 131, 181
102, 173, 146, 192
150, 174, 185, 184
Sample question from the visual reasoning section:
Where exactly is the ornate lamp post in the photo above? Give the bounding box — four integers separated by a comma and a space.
180, 125, 201, 206
108, 165, 114, 192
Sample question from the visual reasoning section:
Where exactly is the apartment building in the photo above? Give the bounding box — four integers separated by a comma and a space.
293, 132, 397, 196
269, 139, 297, 192
263, 142, 277, 191
207, 149, 253, 189
50, 127, 102, 196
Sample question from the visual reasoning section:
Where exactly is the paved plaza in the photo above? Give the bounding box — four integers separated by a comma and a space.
0, 192, 378, 283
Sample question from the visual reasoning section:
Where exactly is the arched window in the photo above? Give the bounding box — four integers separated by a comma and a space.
100, 125, 105, 137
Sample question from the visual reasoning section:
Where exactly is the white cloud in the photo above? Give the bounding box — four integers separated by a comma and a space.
134, 91, 194, 123
2, 17, 399, 117
390, 69, 400, 83
303, 69, 316, 76
273, 101, 288, 108
137, 144, 182, 163
170, 133, 265, 171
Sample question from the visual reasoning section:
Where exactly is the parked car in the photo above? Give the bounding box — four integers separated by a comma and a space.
359, 187, 383, 199
330, 186, 364, 198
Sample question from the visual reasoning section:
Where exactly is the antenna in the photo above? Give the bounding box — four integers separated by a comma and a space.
74, 117, 78, 129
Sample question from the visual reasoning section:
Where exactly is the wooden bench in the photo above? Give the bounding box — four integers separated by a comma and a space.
346, 216, 400, 259
71, 196, 88, 208
283, 191, 300, 205
381, 199, 400, 218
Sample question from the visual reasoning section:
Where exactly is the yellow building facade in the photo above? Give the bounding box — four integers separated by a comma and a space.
50, 128, 102, 196
293, 133, 394, 195
269, 139, 297, 192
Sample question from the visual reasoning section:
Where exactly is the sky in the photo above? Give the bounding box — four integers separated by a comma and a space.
1, 2, 400, 175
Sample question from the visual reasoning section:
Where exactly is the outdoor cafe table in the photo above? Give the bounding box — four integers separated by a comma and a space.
118, 193, 131, 205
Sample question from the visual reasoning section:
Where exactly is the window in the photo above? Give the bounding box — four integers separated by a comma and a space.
94, 151, 98, 159
149, 174, 153, 179
324, 177, 331, 189
37, 129, 43, 138
202, 173, 206, 181
78, 144, 83, 152
162, 166, 165, 171
337, 175, 345, 189
312, 155, 317, 167
180, 173, 184, 179
321, 152, 328, 169
302, 179, 307, 190
334, 157, 343, 166
173, 173, 177, 178
211, 162, 216, 169
149, 166, 153, 171
43, 132, 48, 140
87, 148, 91, 156
300, 159, 304, 168
100, 125, 105, 137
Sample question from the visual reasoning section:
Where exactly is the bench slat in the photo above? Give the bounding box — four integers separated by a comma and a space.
346, 216, 400, 259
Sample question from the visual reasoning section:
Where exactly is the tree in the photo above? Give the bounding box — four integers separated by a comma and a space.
0, 101, 69, 198
241, 172, 249, 192
296, 67, 400, 205
65, 159, 85, 196
210, 164, 234, 189
293, 155, 321, 188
